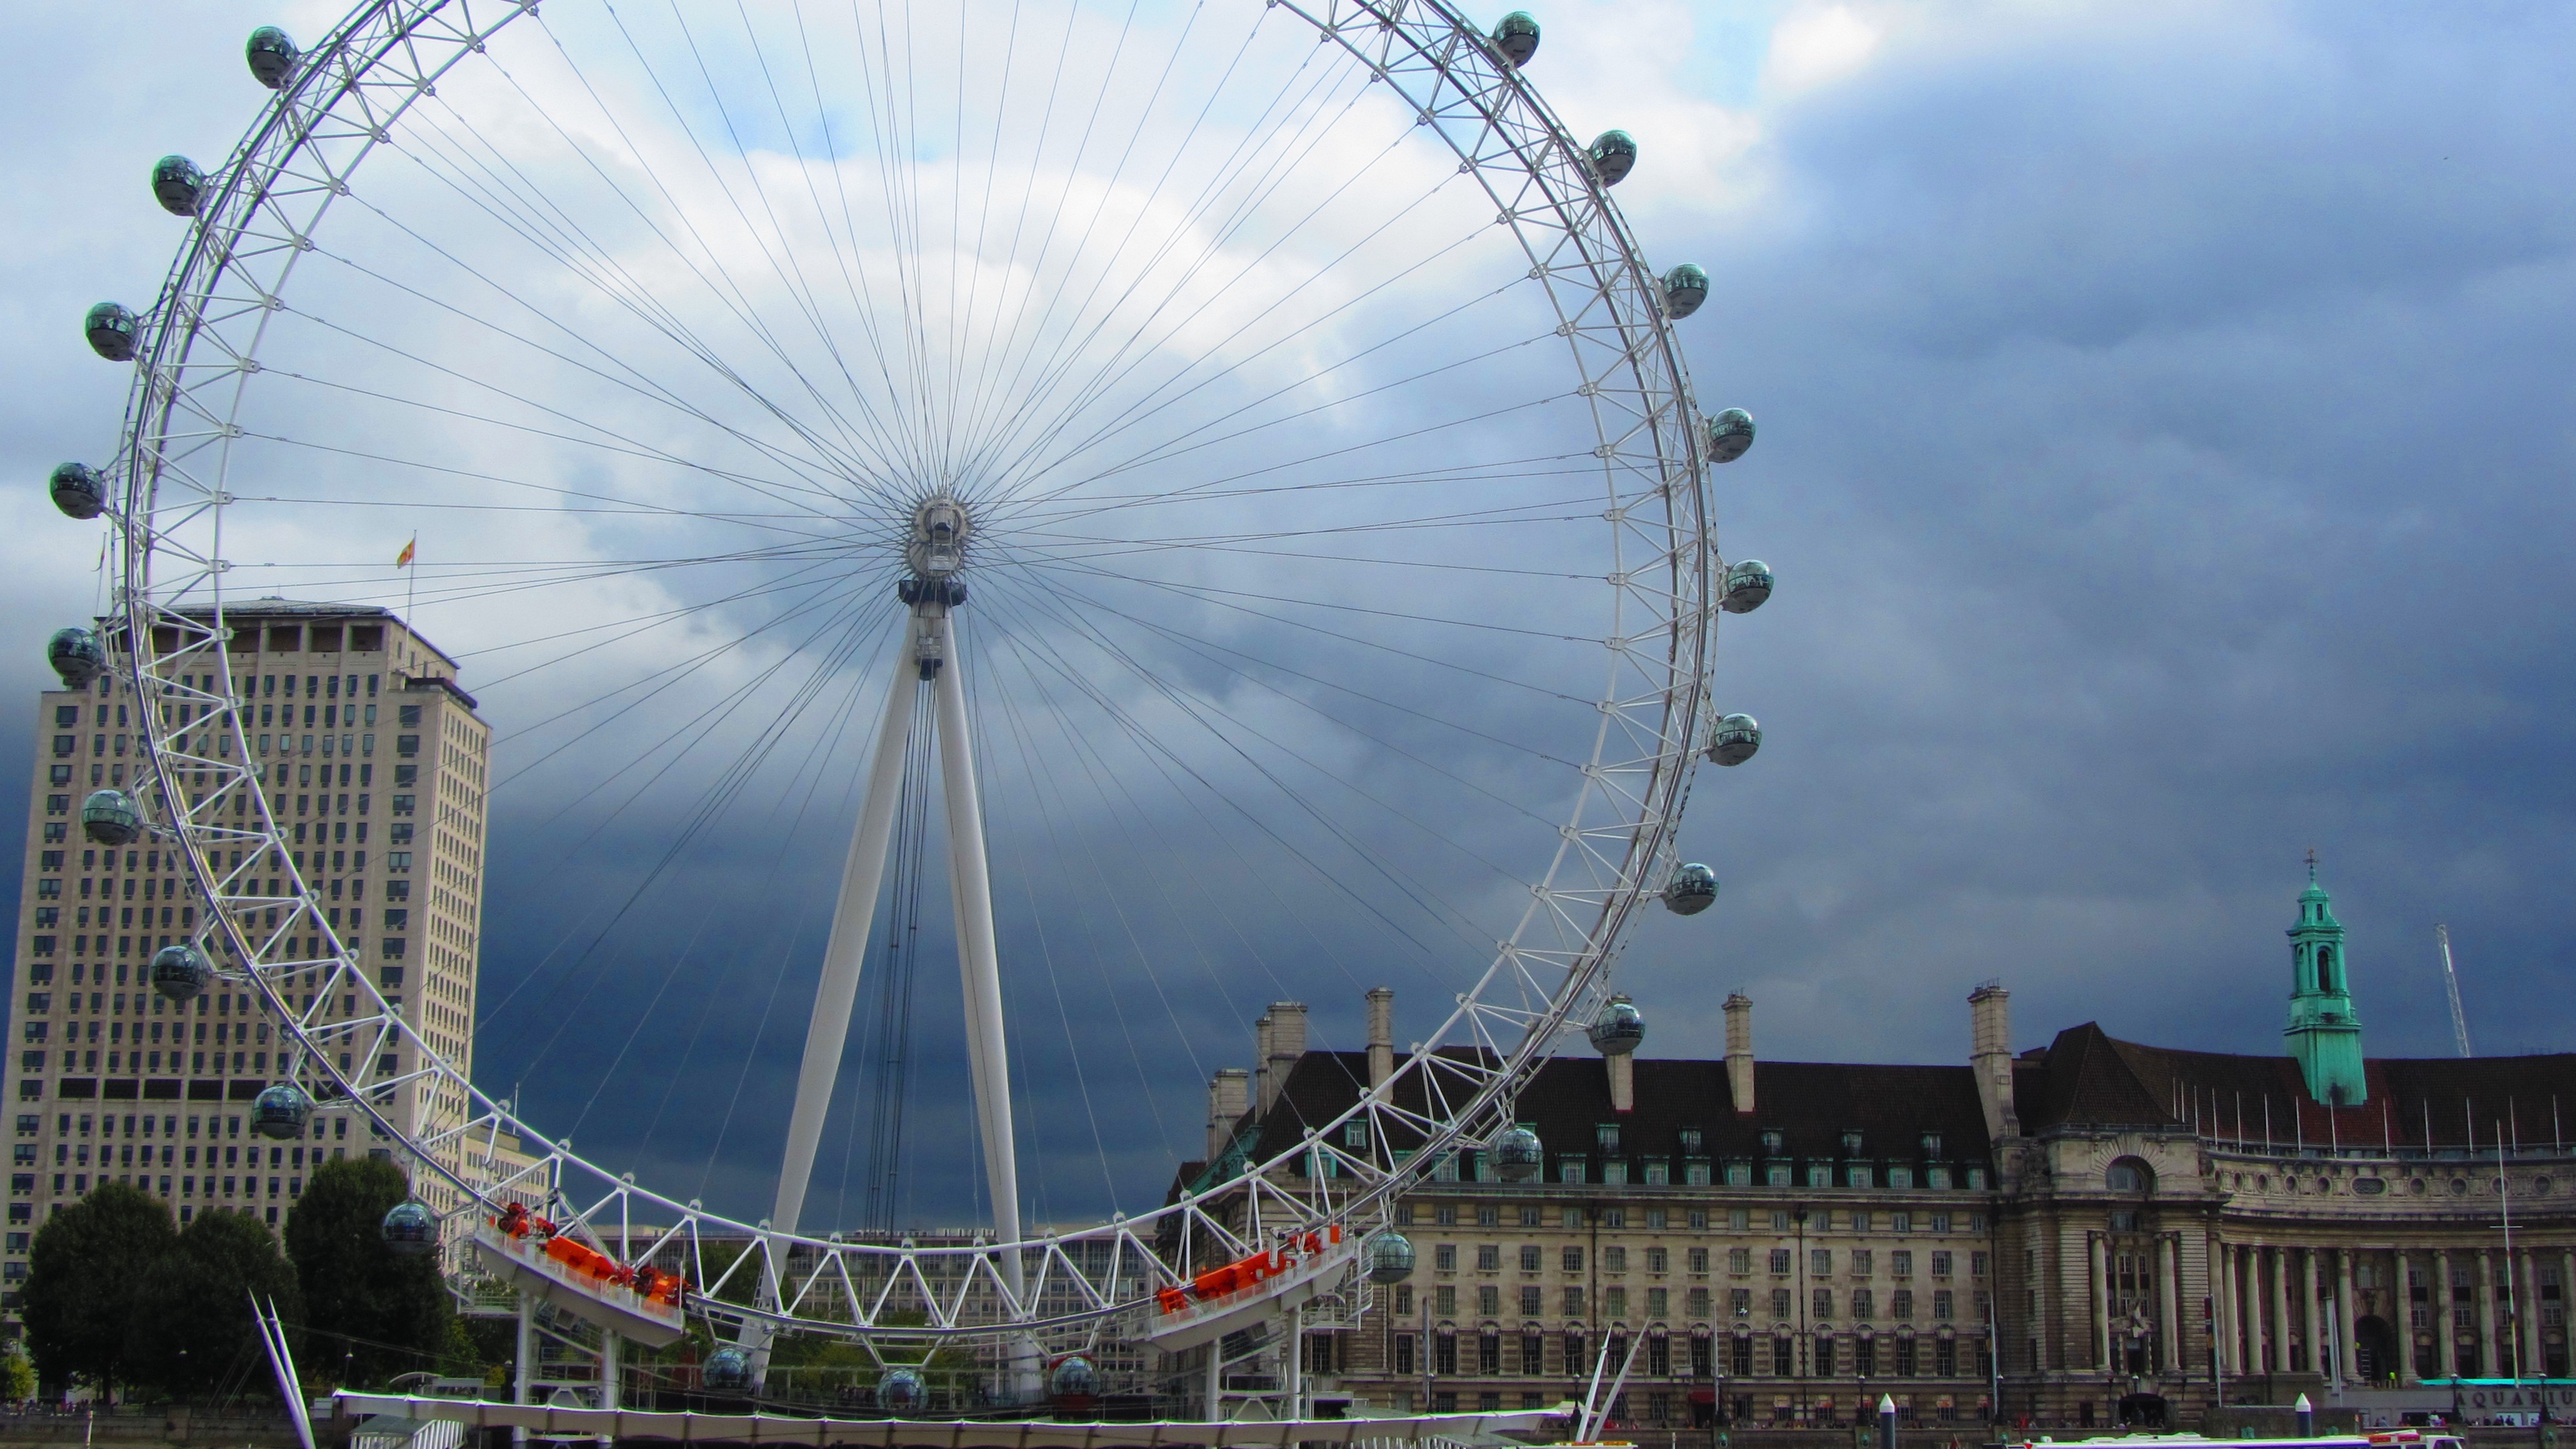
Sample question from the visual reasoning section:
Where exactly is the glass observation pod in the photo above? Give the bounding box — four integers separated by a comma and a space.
81, 789, 144, 846
245, 26, 300, 89
1364, 1230, 1415, 1283
1589, 996, 1646, 1053
1588, 130, 1638, 187
1707, 713, 1761, 766
1721, 559, 1774, 614
252, 1082, 313, 1140
85, 303, 139, 362
48, 463, 105, 520
382, 1201, 438, 1256
48, 627, 107, 688
700, 1346, 751, 1394
1491, 11, 1541, 66
1663, 264, 1709, 319
1495, 1125, 1544, 1180
1048, 1356, 1099, 1399
876, 1368, 927, 1413
151, 155, 205, 217
1707, 407, 1756, 463
1662, 862, 1718, 915
151, 943, 213, 1003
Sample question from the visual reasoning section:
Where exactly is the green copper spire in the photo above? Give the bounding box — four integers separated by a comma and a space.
2284, 853, 2367, 1107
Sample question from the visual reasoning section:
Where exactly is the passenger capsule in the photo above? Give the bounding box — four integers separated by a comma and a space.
251, 1081, 313, 1140
876, 1367, 926, 1414
1705, 407, 1755, 464
700, 1346, 751, 1395
85, 303, 140, 362
81, 790, 144, 847
246, 26, 301, 89
1587, 130, 1637, 188
1661, 863, 1718, 916
152, 156, 206, 217
1662, 264, 1709, 319
1706, 713, 1761, 767
49, 463, 105, 520
1491, 11, 1541, 67
1719, 559, 1773, 614
150, 943, 213, 1004
1364, 1230, 1415, 1284
48, 628, 107, 689
381, 1199, 438, 1255
1587, 994, 1644, 1054
1049, 1355, 1099, 1399
1494, 1126, 1543, 1182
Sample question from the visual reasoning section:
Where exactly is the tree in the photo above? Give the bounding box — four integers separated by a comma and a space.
21, 1182, 175, 1400
127, 1208, 302, 1399
284, 1159, 451, 1387
1, 1344, 35, 1403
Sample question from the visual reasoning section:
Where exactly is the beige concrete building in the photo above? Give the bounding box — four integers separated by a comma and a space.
1184, 873, 2576, 1432
4, 602, 489, 1320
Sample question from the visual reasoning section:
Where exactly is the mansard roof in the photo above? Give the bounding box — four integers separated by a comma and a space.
2012, 1022, 2576, 1152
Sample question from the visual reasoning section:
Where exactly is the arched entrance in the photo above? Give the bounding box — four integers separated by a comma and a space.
2355, 1316, 2401, 1384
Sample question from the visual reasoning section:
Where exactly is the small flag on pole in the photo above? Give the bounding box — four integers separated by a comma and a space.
394, 535, 416, 568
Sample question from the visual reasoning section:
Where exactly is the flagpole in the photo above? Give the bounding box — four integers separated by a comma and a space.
401, 533, 417, 634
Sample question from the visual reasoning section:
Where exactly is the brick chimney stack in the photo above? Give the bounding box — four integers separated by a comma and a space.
1970, 982, 2020, 1141
1366, 987, 1395, 1090
1724, 993, 1755, 1115
1260, 1001, 1307, 1116
1207, 1068, 1248, 1161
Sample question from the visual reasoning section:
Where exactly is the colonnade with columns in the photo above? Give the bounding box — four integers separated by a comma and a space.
2210, 1240, 2573, 1384
2084, 1231, 2185, 1373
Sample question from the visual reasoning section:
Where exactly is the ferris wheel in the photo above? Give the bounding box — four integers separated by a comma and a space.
55, 0, 1772, 1412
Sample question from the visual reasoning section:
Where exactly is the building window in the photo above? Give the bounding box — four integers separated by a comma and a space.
1769, 1248, 1791, 1275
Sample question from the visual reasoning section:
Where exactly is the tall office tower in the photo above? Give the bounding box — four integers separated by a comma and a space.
3, 602, 488, 1323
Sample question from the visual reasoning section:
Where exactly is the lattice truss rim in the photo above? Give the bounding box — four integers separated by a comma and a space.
95, 0, 1725, 1349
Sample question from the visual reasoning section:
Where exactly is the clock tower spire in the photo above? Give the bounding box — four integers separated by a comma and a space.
2285, 853, 2367, 1106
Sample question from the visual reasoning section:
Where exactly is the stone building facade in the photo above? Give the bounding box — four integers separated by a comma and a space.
1181, 872, 2576, 1428
3, 602, 492, 1325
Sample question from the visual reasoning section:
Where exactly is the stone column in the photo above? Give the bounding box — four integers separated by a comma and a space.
2432, 1248, 2453, 1380
2270, 1245, 2292, 1374
2336, 1248, 2359, 1389
2318, 1248, 2339, 1371
2398, 1250, 2420, 1385
2215, 1241, 2236, 1377
2244, 1245, 2265, 1377
2093, 1232, 2112, 1370
2477, 1248, 2498, 1377
2157, 1235, 2180, 1376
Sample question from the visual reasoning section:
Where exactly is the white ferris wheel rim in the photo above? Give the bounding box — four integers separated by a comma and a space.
97, 0, 1721, 1349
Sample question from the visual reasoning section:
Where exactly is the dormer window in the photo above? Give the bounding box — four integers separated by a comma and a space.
1761, 1129, 1784, 1154
1596, 1123, 1621, 1155
1678, 1128, 1703, 1155
1841, 1129, 1864, 1155
1920, 1132, 1942, 1156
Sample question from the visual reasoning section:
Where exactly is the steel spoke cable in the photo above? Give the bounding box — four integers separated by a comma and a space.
982, 566, 1536, 920
392, 81, 913, 497
949, 9, 1364, 466
364, 114, 910, 496
975, 568, 1478, 967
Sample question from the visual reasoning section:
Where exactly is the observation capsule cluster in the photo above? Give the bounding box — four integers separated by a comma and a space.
48, 15, 379, 1222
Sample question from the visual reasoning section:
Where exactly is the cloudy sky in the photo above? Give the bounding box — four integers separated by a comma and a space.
3, 0, 2571, 1232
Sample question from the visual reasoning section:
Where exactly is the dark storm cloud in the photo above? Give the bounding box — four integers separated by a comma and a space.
3, 2, 2572, 1236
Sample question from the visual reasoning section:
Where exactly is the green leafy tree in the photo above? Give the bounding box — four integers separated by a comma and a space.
127, 1208, 303, 1399
1, 1344, 36, 1402
21, 1182, 175, 1400
284, 1159, 451, 1387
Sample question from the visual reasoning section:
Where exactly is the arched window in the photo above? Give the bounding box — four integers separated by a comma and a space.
2316, 946, 2337, 991
2104, 1157, 2154, 1195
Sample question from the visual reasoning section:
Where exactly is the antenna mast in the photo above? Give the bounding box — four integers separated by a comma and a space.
2436, 923, 2472, 1058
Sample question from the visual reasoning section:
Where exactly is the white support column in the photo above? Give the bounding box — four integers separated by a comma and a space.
2157, 1235, 2180, 1376
2092, 1233, 2111, 1370
2302, 1249, 2322, 1377
749, 621, 924, 1382
928, 610, 1035, 1399
1287, 1303, 1305, 1421
2336, 1249, 2357, 1389
598, 1332, 619, 1447
769, 619, 922, 1238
